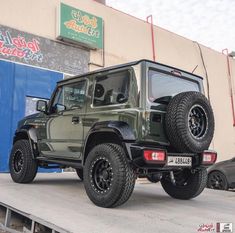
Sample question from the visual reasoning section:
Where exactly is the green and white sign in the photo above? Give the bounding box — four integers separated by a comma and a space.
57, 3, 103, 49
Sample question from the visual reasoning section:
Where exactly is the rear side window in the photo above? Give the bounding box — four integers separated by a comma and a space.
93, 70, 130, 107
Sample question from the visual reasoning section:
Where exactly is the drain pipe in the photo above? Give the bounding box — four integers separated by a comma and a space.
146, 15, 156, 61
222, 48, 235, 126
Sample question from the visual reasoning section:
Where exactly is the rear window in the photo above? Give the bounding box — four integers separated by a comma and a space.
148, 70, 200, 102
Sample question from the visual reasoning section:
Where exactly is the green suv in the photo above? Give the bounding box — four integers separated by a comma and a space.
9, 60, 217, 208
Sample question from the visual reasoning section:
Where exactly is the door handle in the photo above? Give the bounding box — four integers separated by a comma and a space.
72, 116, 80, 124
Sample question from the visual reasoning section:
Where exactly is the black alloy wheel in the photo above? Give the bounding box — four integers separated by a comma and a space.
84, 143, 136, 208
92, 158, 113, 193
13, 150, 24, 173
207, 171, 228, 190
188, 105, 208, 139
165, 91, 214, 153
9, 139, 38, 183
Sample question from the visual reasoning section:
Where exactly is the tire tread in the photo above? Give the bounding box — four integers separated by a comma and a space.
165, 91, 214, 153
9, 139, 38, 183
84, 143, 136, 208
161, 169, 207, 199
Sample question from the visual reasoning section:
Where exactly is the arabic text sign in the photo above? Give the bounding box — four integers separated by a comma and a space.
58, 3, 103, 49
0, 29, 43, 63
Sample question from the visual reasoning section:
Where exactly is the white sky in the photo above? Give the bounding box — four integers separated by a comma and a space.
106, 0, 235, 53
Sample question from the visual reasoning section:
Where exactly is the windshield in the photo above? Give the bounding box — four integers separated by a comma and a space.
148, 69, 200, 102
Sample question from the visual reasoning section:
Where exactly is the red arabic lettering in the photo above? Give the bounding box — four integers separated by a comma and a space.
0, 30, 43, 63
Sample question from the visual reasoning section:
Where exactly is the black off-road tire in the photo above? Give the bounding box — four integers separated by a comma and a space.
76, 168, 84, 181
9, 140, 38, 183
84, 143, 136, 208
165, 91, 214, 153
161, 168, 207, 199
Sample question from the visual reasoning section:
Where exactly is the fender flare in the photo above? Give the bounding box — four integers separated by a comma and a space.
87, 121, 136, 140
14, 125, 38, 158
82, 121, 136, 164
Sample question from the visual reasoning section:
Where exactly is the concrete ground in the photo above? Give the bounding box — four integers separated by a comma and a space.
0, 173, 234, 233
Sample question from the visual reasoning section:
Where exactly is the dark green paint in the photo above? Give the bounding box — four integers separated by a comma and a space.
14, 60, 204, 163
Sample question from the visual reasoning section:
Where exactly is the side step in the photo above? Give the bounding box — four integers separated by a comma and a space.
37, 157, 83, 169
0, 202, 70, 233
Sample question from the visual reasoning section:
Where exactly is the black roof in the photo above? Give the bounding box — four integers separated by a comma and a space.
58, 59, 203, 84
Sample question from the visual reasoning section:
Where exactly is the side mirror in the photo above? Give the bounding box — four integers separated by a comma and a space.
36, 100, 47, 113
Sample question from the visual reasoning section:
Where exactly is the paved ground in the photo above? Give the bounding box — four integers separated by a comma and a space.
0, 173, 234, 233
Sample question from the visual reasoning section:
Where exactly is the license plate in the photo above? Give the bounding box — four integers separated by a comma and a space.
167, 156, 192, 167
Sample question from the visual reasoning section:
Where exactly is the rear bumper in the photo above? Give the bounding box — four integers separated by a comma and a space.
128, 144, 216, 170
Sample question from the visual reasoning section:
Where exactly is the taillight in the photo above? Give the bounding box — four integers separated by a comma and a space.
202, 151, 217, 165
143, 150, 166, 164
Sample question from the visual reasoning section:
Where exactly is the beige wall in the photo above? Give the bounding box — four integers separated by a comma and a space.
1, 0, 234, 161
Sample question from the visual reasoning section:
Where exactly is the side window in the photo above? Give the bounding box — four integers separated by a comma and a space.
93, 70, 130, 107
51, 81, 86, 113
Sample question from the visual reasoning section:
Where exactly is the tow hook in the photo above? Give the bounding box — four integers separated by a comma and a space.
170, 171, 176, 185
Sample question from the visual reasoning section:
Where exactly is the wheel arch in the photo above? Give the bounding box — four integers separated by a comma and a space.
13, 125, 38, 159
82, 121, 136, 165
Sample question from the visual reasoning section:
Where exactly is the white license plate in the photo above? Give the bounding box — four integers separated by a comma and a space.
167, 156, 192, 167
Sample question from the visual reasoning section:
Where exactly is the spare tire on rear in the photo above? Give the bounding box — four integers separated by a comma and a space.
165, 91, 214, 153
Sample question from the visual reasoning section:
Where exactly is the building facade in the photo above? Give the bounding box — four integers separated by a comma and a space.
0, 0, 234, 171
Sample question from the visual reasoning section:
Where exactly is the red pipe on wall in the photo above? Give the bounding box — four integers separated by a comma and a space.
146, 15, 156, 61
222, 48, 235, 126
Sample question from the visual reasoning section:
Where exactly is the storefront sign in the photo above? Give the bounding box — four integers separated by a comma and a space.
0, 25, 89, 75
57, 3, 104, 49
0, 29, 43, 63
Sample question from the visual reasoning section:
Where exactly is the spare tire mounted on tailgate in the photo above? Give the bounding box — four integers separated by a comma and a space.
165, 91, 214, 153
